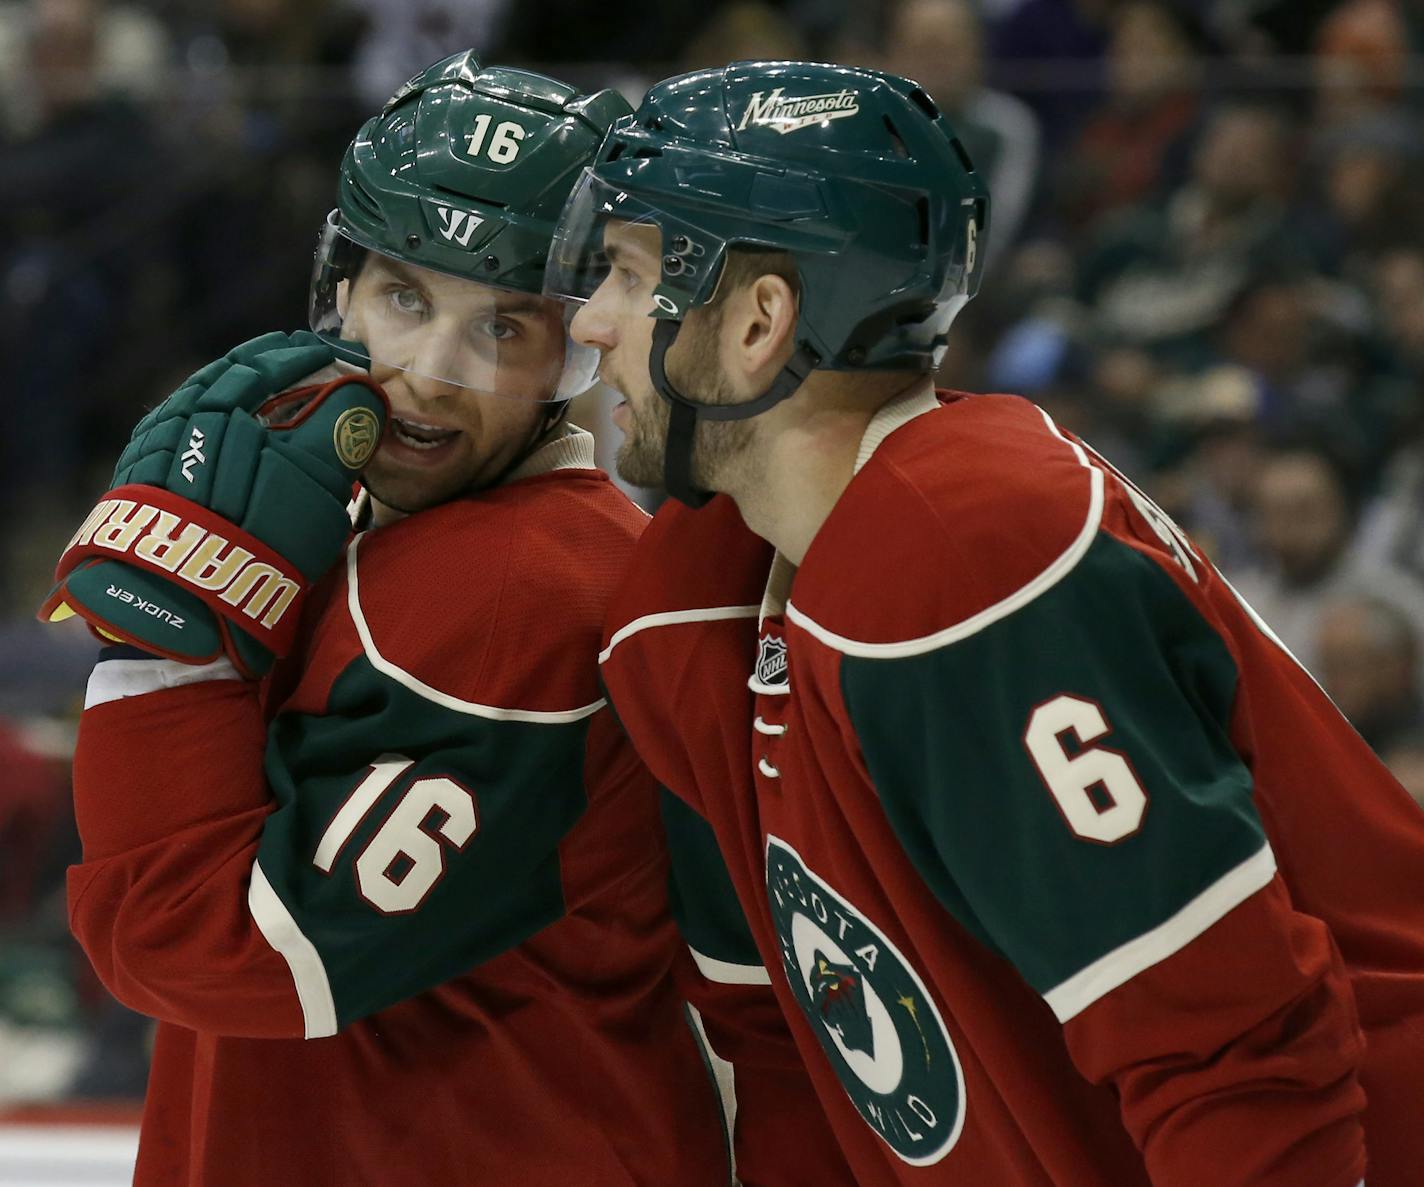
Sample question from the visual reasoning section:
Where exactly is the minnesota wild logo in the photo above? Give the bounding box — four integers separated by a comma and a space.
766, 836, 965, 1166
810, 952, 874, 1055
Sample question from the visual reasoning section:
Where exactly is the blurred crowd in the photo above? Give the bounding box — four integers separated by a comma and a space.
1, 0, 1422, 1106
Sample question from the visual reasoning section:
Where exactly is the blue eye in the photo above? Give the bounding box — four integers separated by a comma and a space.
389, 287, 427, 316
482, 319, 517, 341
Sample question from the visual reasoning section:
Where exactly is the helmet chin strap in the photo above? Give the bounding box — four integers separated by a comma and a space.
648, 318, 820, 509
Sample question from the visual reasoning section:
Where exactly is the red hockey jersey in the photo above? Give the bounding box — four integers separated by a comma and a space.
68, 430, 740, 1186
599, 391, 1424, 1186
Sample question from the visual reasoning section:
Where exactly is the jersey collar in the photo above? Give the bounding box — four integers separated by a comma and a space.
759, 550, 797, 626
853, 385, 940, 475
504, 423, 597, 483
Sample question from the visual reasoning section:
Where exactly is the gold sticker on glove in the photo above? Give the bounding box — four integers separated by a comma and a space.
334, 407, 382, 469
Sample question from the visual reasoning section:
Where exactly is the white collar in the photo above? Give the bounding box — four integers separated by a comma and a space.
504, 423, 596, 482
853, 385, 940, 475
759, 550, 798, 626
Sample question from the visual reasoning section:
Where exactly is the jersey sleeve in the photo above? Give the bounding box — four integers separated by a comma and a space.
251, 667, 593, 1033
68, 657, 309, 1037
837, 528, 1368, 1187
68, 496, 615, 1039
662, 791, 856, 1187
66, 651, 594, 1039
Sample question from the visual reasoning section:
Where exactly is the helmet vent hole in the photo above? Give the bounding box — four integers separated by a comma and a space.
633, 147, 662, 159
949, 137, 975, 173
909, 88, 940, 120
607, 143, 627, 160
347, 176, 382, 219
433, 184, 504, 210
882, 117, 911, 159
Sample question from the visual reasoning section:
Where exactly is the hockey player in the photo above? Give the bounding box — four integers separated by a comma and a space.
36, 54, 844, 1186
545, 61, 1424, 1186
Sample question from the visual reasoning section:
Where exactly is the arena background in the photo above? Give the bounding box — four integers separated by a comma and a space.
2, 0, 1423, 1179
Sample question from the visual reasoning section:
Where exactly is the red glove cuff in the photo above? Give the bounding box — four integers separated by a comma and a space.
51, 483, 309, 658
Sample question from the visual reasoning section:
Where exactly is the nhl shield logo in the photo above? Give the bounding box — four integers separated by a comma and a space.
755, 634, 789, 689
766, 836, 966, 1166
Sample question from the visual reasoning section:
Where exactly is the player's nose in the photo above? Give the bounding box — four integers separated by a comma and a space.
387, 367, 462, 406
570, 290, 615, 351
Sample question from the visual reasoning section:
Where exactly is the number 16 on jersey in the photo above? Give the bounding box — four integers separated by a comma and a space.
312, 755, 479, 914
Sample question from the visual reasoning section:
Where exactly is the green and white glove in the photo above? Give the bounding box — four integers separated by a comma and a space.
40, 331, 389, 678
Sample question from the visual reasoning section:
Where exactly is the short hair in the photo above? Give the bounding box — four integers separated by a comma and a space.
709, 246, 801, 308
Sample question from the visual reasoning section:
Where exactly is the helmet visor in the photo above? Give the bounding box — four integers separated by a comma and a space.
543, 169, 720, 321
310, 215, 599, 403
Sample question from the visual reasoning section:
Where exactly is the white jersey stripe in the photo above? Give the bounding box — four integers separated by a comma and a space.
346, 536, 605, 723
686, 1004, 739, 1182
248, 861, 338, 1038
1043, 842, 1278, 1023
688, 944, 773, 986
85, 656, 240, 708
599, 605, 760, 665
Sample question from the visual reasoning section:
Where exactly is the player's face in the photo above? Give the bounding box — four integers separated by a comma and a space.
570, 220, 746, 490
339, 255, 565, 513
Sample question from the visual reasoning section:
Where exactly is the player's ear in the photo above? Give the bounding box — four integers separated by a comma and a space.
734, 272, 798, 382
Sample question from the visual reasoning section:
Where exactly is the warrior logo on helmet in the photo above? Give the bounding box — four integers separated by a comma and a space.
433, 206, 486, 248
767, 835, 966, 1167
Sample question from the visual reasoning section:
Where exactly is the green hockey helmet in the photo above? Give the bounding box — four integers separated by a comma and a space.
311, 51, 632, 403
543, 60, 989, 504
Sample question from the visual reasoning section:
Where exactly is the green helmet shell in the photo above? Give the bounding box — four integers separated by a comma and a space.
582, 60, 989, 371
336, 51, 632, 294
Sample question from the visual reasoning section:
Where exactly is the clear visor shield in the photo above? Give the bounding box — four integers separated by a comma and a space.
309, 217, 599, 403
544, 170, 715, 321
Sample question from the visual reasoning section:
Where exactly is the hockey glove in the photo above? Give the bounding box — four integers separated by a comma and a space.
39, 331, 389, 678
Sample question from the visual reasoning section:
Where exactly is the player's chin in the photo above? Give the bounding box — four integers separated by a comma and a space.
363, 458, 470, 515
614, 438, 665, 490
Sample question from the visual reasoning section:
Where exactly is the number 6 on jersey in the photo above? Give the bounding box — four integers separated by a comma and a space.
313, 755, 479, 913
1024, 695, 1148, 844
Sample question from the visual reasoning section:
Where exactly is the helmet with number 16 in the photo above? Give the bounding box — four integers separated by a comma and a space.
310, 51, 631, 511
